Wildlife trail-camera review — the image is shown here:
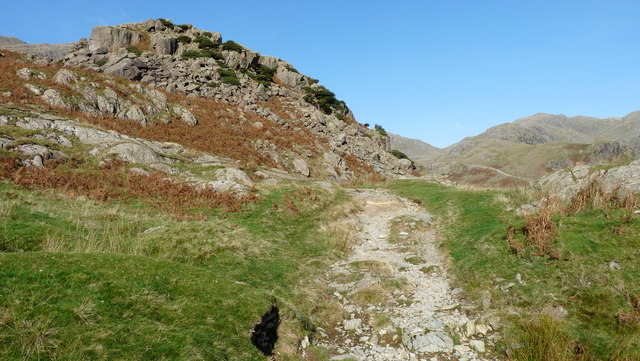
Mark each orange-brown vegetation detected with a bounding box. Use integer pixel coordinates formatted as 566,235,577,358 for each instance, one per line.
0,52,322,169
506,206,559,258
566,179,639,215
0,156,257,219
616,294,640,327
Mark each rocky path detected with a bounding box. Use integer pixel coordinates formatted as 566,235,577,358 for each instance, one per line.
318,189,496,361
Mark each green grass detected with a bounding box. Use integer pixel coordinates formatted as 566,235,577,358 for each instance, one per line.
0,181,350,360
387,180,640,360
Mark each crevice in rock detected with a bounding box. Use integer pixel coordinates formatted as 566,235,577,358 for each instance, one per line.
251,305,280,356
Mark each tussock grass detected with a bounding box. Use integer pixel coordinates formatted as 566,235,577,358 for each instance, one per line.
388,180,640,360
0,156,256,220
0,179,353,360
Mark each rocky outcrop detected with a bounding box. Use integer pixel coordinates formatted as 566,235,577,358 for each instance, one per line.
89,26,141,51
7,19,415,181
537,161,640,200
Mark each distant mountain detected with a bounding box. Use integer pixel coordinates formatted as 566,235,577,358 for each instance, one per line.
388,133,443,162
399,112,640,185
0,36,26,46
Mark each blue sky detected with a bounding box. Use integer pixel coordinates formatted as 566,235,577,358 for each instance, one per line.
2,0,639,148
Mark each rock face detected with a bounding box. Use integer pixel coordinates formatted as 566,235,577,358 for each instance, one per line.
89,26,141,51
0,41,79,61
537,161,640,200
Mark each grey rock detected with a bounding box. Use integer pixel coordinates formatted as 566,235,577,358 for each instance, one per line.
102,142,165,165
53,69,77,85
89,26,141,51
0,137,12,149
41,89,67,108
343,318,362,331
469,340,486,353
16,144,53,158
405,332,454,353
215,168,254,186
275,65,306,88
103,59,141,80
172,105,198,126
2,43,77,61
24,83,43,95
151,34,177,55
123,105,147,125
293,158,310,177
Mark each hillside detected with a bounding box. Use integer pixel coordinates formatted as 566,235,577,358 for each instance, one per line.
1,19,414,185
388,132,443,162
0,18,419,361
398,112,639,186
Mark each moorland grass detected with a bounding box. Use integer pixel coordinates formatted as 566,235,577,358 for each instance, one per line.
0,180,350,360
387,180,640,360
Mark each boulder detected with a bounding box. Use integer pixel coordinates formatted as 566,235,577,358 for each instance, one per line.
275,66,306,88
215,168,254,187
103,59,141,80
173,105,198,126
151,34,177,55
102,142,165,165
293,158,310,177
53,69,77,85
258,55,279,69
41,89,68,108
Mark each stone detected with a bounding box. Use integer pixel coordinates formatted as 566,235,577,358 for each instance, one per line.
293,158,310,177
0,137,12,149
31,155,44,168
215,168,254,187
343,318,361,331
299,335,310,349
16,144,53,158
258,55,279,69
102,142,165,165
465,320,476,337
123,105,148,125
24,83,43,95
143,225,165,233
475,323,490,336
275,65,306,88
330,355,355,361
609,261,621,270
454,345,471,353
173,105,198,126
17,68,35,80
469,340,486,353
89,26,142,51
104,59,141,80
405,332,454,353
41,89,68,108
151,34,177,55
53,69,77,85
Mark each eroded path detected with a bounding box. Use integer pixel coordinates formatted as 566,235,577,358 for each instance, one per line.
318,189,496,361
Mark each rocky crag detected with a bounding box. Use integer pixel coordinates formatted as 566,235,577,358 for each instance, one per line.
1,19,414,188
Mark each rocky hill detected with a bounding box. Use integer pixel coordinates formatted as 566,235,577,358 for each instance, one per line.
0,18,414,190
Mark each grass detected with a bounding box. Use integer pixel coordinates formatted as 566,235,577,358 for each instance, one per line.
387,180,640,360
0,180,352,360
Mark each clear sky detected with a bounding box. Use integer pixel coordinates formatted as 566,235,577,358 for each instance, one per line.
2,0,639,148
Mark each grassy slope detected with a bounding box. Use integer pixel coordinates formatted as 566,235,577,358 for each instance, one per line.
0,181,347,360
387,180,640,360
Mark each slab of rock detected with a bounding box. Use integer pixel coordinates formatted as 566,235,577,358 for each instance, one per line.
293,158,310,177
405,331,454,353
89,26,141,51
104,59,141,80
